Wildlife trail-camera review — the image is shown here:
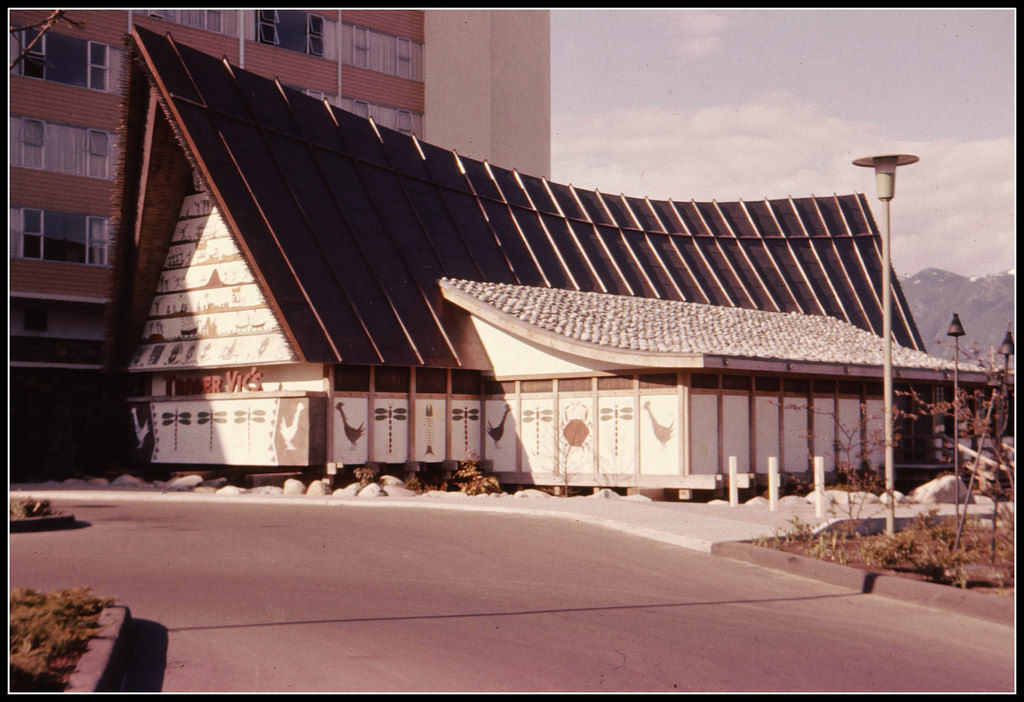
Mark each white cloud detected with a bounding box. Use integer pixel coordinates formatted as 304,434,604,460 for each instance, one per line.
551,94,1014,277
668,10,728,58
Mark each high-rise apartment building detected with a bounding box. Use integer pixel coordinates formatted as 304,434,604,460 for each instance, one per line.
8,9,551,478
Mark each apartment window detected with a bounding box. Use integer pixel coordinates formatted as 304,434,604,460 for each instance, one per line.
11,117,115,179
352,25,369,67
397,37,412,79
148,10,233,35
23,309,49,332
257,10,326,58
88,130,109,178
88,42,108,91
307,14,324,56
342,23,423,81
12,208,110,265
12,28,115,92
21,119,45,168
350,100,370,119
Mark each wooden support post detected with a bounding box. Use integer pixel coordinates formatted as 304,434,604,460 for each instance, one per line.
768,456,779,512
814,455,825,519
728,455,738,507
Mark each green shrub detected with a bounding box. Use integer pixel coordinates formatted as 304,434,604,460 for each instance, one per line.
9,587,113,691
859,530,917,569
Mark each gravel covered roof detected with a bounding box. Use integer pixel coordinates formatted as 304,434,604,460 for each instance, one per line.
442,278,981,373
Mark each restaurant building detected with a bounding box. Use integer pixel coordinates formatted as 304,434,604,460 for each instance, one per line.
109,27,987,495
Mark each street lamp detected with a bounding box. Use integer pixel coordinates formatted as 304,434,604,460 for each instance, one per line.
947,313,965,521
997,329,1014,442
853,153,919,536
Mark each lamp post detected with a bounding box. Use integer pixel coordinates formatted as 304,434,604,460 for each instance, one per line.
853,153,919,536
997,329,1014,443
947,313,965,522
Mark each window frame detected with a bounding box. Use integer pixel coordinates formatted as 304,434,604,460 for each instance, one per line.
307,13,325,57
257,9,279,46
87,40,108,91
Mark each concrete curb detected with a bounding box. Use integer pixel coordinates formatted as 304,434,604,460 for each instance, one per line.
710,541,1014,627
64,604,133,692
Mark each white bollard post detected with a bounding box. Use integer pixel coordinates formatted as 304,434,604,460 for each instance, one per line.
728,456,738,507
768,456,779,512
814,456,826,519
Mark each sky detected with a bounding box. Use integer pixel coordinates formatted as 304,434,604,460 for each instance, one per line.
549,8,1015,279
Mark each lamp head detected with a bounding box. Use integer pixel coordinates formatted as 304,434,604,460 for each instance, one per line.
946,313,966,338
998,330,1014,358
852,154,919,200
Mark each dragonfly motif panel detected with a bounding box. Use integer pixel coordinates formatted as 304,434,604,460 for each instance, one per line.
520,397,555,473
371,399,408,463
149,398,280,465
597,397,635,474
450,400,481,461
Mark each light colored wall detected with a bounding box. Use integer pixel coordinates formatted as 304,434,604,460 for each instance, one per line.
424,9,550,177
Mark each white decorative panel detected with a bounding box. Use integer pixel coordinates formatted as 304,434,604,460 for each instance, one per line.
449,399,481,461
837,397,863,471
152,398,279,465
755,396,780,474
414,398,446,462
812,396,836,472
690,394,718,475
597,396,635,474
371,398,408,463
640,394,678,475
130,191,296,371
865,398,884,471
722,395,749,474
783,396,809,473
558,397,594,475
520,397,555,473
484,399,517,471
333,396,368,464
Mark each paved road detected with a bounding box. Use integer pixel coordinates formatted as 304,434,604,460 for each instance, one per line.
9,499,1014,692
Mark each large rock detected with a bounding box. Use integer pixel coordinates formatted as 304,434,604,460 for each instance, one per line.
165,474,204,490
590,488,621,499
332,483,360,497
382,485,417,498
910,475,969,504
357,483,385,498
112,474,148,487
283,478,307,495
305,479,330,496
216,485,244,495
514,489,552,499
378,475,406,488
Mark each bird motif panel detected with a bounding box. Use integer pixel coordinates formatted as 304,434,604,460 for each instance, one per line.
483,399,517,470
333,397,369,464
639,393,680,475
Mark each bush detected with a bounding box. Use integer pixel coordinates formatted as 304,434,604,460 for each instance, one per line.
10,497,54,520
9,587,113,691
452,459,501,496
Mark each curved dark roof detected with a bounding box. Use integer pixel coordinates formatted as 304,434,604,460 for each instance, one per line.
123,26,924,368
